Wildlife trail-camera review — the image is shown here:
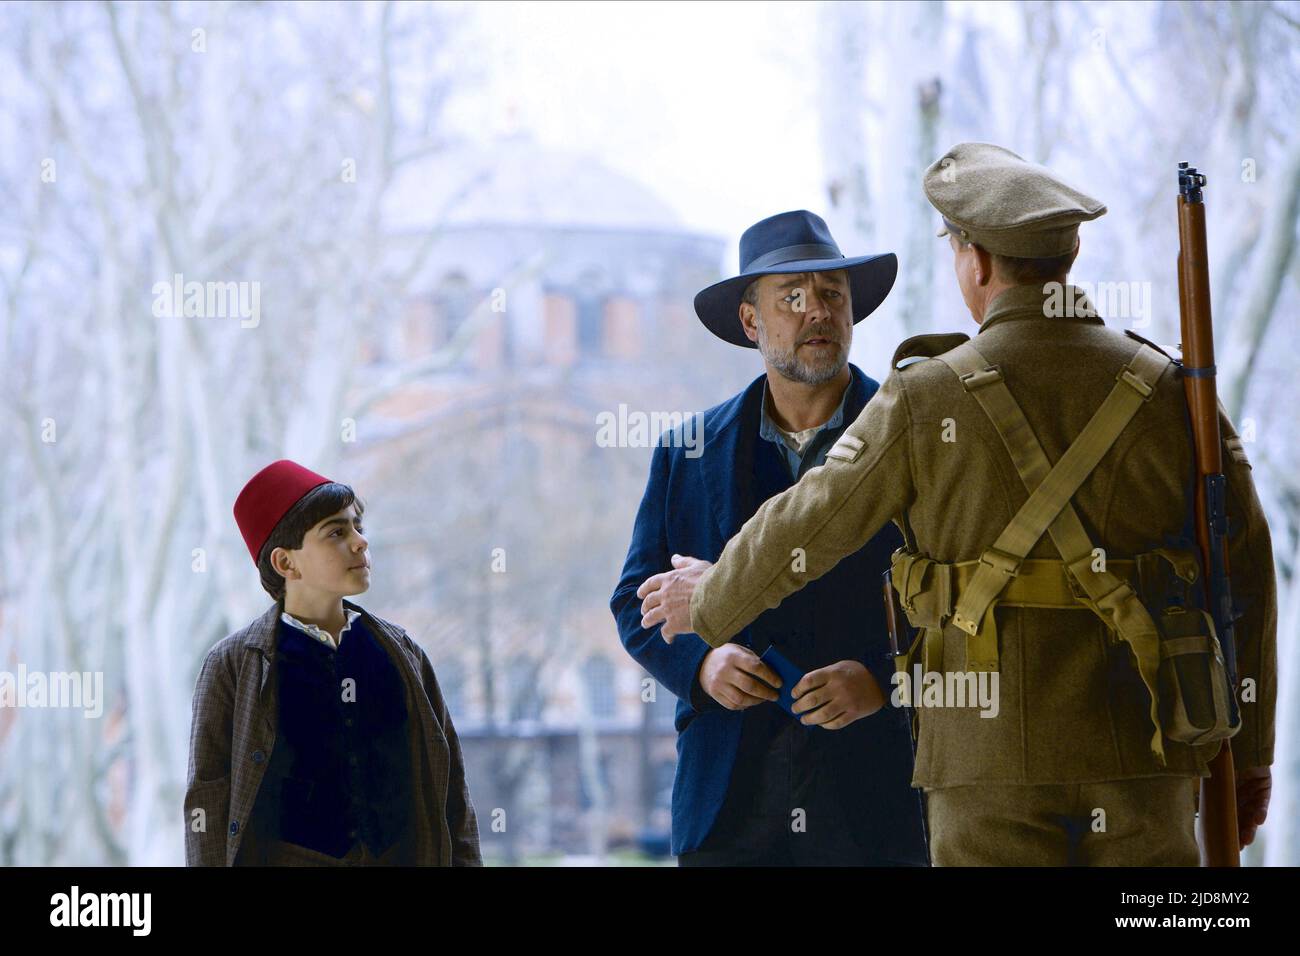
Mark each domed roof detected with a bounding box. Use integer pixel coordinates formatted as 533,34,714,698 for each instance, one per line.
384,132,683,233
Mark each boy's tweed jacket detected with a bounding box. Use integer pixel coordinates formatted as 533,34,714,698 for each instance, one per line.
184,598,482,865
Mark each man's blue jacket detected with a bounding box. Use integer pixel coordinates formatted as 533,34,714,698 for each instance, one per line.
610,364,928,859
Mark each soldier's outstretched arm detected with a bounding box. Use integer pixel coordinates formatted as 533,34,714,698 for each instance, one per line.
688,370,917,649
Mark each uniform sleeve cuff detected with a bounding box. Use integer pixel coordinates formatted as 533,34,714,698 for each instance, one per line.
689,567,727,648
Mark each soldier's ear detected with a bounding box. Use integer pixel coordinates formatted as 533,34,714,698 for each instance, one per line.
972,243,995,286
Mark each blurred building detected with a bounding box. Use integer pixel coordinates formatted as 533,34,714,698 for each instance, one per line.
350,132,732,860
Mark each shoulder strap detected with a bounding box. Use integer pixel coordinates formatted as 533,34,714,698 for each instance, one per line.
1124,328,1180,360
892,331,971,370
935,339,1173,763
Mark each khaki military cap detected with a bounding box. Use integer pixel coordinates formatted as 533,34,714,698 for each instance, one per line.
924,143,1106,258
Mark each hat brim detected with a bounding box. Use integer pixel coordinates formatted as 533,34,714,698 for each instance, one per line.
693,253,898,348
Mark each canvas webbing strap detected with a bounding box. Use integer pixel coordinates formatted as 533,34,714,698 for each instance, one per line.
935,339,1172,762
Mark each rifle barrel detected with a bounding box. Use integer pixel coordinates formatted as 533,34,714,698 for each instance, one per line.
1177,163,1240,868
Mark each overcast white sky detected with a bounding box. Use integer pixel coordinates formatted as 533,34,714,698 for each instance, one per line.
444,0,826,257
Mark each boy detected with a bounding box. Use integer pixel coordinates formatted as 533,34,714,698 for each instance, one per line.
184,459,481,866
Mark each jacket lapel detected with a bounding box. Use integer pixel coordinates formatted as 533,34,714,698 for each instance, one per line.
701,375,764,543
843,363,873,420
246,603,279,708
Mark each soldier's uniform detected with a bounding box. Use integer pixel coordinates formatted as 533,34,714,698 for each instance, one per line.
687,144,1277,866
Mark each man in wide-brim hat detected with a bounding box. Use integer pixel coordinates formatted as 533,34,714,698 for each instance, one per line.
692,207,898,350
639,144,1278,866
611,209,929,865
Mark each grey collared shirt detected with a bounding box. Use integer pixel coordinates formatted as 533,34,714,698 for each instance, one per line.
758,378,851,480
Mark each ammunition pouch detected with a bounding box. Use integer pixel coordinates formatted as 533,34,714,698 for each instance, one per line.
1136,550,1240,746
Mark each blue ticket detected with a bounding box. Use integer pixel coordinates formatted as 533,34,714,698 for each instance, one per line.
758,645,806,717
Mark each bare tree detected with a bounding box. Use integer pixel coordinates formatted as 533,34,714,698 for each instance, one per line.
0,0,497,864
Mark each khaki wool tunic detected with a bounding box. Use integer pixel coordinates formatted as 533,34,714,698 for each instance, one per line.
689,283,1277,790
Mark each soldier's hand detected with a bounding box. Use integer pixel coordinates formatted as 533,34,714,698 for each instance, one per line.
637,554,712,643
698,644,781,710
791,660,884,730
1236,765,1271,849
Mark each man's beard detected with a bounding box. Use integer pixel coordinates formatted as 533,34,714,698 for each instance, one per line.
755,312,849,385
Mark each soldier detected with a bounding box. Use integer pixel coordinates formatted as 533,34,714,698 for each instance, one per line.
638,143,1277,865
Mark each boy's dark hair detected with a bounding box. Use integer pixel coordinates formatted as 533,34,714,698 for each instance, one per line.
256,482,365,600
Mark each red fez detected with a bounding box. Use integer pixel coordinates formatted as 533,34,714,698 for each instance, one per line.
233,459,333,564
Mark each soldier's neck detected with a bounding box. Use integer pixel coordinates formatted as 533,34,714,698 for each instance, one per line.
975,275,1071,324
763,363,851,433
973,275,1021,324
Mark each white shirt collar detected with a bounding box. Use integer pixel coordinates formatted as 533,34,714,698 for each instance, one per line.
280,606,361,650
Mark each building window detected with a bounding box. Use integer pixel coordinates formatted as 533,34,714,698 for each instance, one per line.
576,294,604,355
507,654,543,723
574,268,608,357
578,753,613,811
582,655,616,719
650,684,676,729
433,272,472,363
652,759,674,812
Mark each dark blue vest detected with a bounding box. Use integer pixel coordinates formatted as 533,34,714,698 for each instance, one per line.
251,615,413,858
711,418,926,861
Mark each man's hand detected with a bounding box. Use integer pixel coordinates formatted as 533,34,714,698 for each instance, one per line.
1237,765,1271,849
791,660,884,730
697,644,781,710
637,554,713,643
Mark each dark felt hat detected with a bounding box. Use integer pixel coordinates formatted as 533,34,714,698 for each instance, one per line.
693,210,897,348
